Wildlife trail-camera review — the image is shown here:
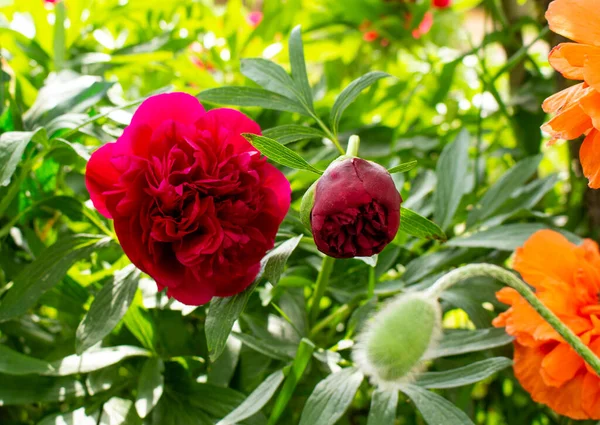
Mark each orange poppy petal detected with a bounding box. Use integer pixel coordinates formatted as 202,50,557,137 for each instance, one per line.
579,90,600,129
546,0,600,47
541,101,593,140
582,373,600,418
514,343,591,419
513,230,580,291
583,52,600,93
540,343,584,387
580,129,600,188
542,83,590,115
548,43,589,80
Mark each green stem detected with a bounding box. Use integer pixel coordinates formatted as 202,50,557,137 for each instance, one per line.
346,135,360,157
309,255,336,325
310,304,351,339
427,264,600,376
311,114,345,155
367,266,376,299
53,0,67,71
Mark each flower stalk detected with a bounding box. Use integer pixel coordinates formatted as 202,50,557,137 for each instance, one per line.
309,255,335,325
427,263,600,377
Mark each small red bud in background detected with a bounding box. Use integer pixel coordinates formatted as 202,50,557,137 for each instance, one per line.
246,11,263,28
433,0,451,8
363,30,379,42
412,12,433,38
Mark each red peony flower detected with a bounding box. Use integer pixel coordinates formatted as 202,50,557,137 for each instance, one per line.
85,93,291,305
309,157,401,258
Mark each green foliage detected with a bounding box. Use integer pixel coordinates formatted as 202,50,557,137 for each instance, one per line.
0,0,593,424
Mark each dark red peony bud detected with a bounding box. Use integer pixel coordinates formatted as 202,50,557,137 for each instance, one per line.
306,157,401,259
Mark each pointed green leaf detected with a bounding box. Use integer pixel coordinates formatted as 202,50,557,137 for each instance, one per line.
264,235,303,286
467,154,542,227
197,87,308,115
135,357,164,418
242,133,323,174
330,71,390,134
76,265,141,354
218,369,285,425
415,357,512,389
434,130,470,231
0,128,46,186
398,384,475,425
263,124,326,145
0,234,112,322
367,390,398,425
46,346,151,376
399,207,447,241
424,329,513,360
288,25,313,111
388,160,417,174
0,345,55,375
0,374,86,405
299,367,364,425
241,58,299,101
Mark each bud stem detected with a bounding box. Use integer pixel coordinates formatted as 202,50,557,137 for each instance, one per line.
427,263,600,377
309,255,336,325
346,135,360,157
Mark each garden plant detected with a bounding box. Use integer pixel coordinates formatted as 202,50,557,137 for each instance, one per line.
1,0,600,424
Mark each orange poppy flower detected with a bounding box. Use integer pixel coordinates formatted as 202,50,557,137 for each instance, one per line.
493,230,600,419
541,0,600,188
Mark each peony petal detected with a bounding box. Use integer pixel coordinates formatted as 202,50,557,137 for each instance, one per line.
548,43,593,80
166,272,215,306
259,162,292,223
198,108,261,154
546,0,600,47
213,262,261,298
582,373,600,418
580,129,600,188
85,142,120,218
540,343,584,387
130,92,205,131
583,52,600,93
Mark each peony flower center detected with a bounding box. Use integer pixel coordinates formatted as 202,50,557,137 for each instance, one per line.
319,200,388,257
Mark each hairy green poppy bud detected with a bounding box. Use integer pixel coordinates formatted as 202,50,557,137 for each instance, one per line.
352,293,442,389
301,157,401,258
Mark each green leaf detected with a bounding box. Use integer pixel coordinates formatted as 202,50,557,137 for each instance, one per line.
123,296,157,352
388,160,417,174
0,374,86,405
367,390,398,425
0,234,112,322
415,357,512,389
0,128,46,186
241,58,298,101
186,383,266,423
268,339,315,425
38,398,136,425
46,346,151,376
288,25,313,111
76,265,141,354
206,282,258,362
23,72,112,128
197,87,309,115
218,369,285,425
399,207,447,241
447,223,582,251
0,345,55,375
231,331,293,361
467,154,542,227
263,235,303,286
135,357,164,418
242,133,323,174
434,130,470,230
299,367,364,425
398,384,475,425
262,124,326,145
424,329,513,360
330,71,390,135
